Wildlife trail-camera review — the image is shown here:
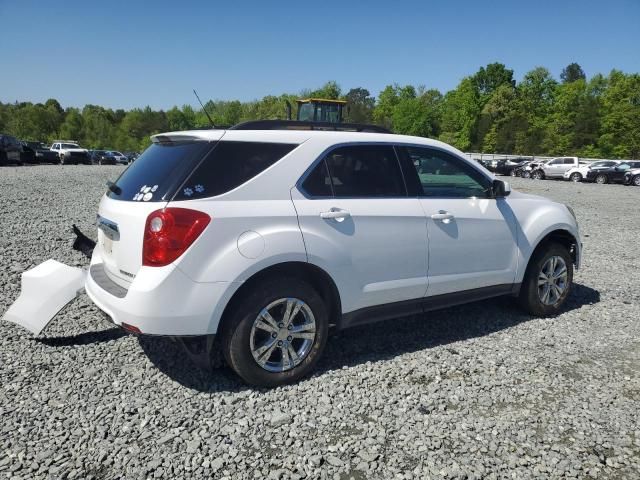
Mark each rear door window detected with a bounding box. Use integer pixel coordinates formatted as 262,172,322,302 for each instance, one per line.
175,141,297,200
107,141,213,202
322,145,406,198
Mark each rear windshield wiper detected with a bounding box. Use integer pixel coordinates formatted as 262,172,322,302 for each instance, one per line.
106,181,122,196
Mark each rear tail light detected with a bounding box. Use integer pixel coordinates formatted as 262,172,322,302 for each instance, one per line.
143,208,211,267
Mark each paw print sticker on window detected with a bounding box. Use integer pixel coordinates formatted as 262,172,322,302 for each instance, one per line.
195,184,205,193
183,187,193,197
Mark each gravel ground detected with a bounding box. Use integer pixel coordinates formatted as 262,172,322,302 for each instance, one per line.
1,165,639,480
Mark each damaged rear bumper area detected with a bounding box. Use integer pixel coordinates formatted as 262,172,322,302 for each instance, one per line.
3,225,231,338
2,225,94,335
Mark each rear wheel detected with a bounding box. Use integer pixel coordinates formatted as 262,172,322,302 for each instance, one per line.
510,169,518,177
519,242,573,317
595,174,608,184
221,278,328,387
633,175,640,187
570,172,582,182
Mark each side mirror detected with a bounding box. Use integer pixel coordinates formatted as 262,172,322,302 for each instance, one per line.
492,179,511,198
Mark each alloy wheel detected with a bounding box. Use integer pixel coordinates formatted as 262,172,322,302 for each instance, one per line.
634,176,640,187
570,173,582,182
537,256,568,306
249,298,317,372
596,174,607,184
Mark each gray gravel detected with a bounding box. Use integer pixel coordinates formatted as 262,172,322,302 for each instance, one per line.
1,165,639,479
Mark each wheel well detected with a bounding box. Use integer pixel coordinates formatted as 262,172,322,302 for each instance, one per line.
530,230,578,266
218,262,341,337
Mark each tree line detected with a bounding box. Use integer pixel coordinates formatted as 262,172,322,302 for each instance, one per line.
1,62,638,158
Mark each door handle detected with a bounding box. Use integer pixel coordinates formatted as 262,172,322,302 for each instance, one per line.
320,208,351,221
431,211,454,223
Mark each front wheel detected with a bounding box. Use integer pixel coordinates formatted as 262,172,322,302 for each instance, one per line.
633,175,640,187
519,243,573,317
522,171,531,178
570,172,582,182
221,278,329,387
532,170,545,180
510,169,518,177
595,174,608,184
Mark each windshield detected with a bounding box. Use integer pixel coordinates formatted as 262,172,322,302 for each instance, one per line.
61,143,80,149
298,103,315,121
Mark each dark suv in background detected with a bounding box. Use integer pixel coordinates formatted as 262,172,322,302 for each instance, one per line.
23,142,59,164
0,134,25,166
90,150,118,165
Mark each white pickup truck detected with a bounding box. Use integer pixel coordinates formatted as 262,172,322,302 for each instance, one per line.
531,157,581,180
50,141,91,165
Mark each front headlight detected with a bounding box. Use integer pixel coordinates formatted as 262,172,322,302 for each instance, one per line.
565,204,577,222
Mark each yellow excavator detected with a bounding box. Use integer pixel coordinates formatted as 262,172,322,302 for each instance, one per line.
286,98,347,123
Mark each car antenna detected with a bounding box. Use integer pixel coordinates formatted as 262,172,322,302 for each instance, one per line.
193,89,215,128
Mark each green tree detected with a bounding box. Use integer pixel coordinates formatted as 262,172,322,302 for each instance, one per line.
59,108,84,142
439,77,481,151
598,70,640,158
344,87,375,123
473,63,515,98
561,63,586,83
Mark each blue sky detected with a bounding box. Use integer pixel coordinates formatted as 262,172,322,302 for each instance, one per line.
1,0,638,110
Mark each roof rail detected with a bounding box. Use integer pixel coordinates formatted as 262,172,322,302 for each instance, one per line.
229,120,391,134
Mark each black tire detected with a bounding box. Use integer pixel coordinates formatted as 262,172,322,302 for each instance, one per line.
532,170,545,180
633,175,640,187
570,172,582,183
595,174,608,184
221,277,329,387
510,169,517,177
518,242,573,317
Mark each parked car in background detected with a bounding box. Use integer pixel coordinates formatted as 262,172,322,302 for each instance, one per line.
23,141,59,164
123,151,139,163
518,160,546,178
530,157,579,180
495,158,530,176
623,168,640,186
90,150,117,165
50,141,91,165
585,161,640,184
108,151,129,165
18,142,37,164
563,160,620,182
0,134,25,165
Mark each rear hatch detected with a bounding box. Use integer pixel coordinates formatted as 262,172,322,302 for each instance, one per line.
96,132,223,287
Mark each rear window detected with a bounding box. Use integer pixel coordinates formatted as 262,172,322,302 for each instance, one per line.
108,141,212,202
174,141,296,200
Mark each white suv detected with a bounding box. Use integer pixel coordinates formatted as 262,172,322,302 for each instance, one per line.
9,123,583,387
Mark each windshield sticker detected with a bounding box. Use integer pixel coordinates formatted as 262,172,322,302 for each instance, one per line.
183,187,194,197
143,192,153,201
132,193,141,201
151,185,158,192
195,184,205,193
